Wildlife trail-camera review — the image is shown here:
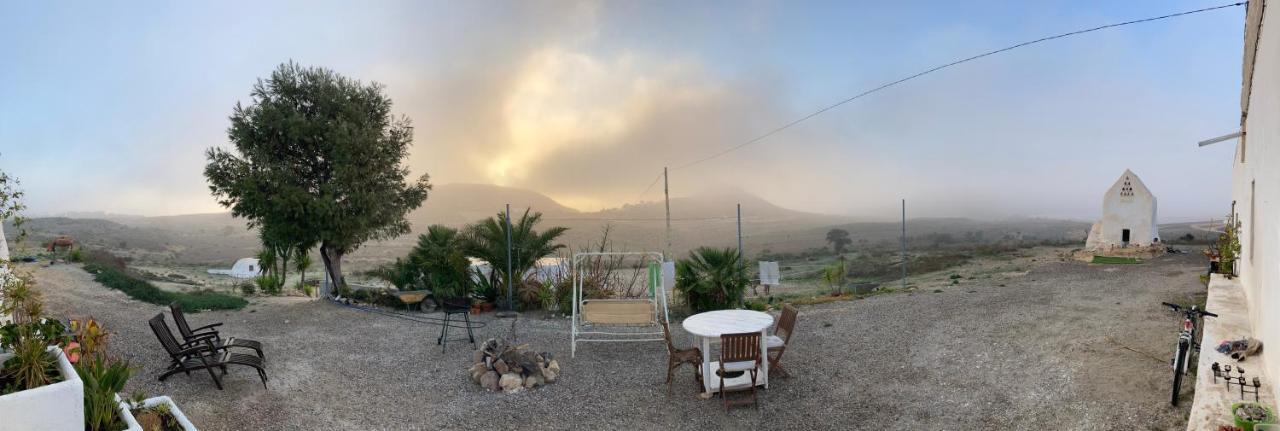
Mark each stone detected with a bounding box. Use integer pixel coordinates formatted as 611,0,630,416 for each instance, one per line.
541,366,558,384
499,373,523,393
468,363,487,382
523,375,538,388
494,359,509,375
473,350,485,364
547,359,560,375
480,371,500,392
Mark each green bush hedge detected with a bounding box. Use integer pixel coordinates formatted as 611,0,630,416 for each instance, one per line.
83,263,247,312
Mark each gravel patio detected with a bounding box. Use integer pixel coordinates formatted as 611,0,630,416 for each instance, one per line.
31,250,1207,430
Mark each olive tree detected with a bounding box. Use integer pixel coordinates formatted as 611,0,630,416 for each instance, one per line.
206,62,430,296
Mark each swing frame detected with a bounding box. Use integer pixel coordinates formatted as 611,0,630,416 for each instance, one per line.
570,251,670,357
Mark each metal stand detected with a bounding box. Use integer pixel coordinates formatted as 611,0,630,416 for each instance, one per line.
438,308,476,353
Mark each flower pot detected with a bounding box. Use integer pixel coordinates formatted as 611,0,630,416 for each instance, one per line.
470,306,482,315
481,302,496,312
118,395,198,431
1233,402,1276,431
0,346,84,431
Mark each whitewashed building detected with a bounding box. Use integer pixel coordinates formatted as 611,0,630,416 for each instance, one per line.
206,257,262,278
1226,0,1279,404
1085,169,1160,250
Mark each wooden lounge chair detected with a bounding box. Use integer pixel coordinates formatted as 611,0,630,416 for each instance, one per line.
148,313,268,390
169,302,264,358
661,320,701,395
719,332,762,411
766,304,797,378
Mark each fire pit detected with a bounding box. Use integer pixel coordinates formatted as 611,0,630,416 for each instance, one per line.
467,338,560,393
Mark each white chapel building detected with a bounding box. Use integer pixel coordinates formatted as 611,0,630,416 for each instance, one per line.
1085,169,1160,250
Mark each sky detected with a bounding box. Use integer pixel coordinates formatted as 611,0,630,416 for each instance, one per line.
0,0,1248,222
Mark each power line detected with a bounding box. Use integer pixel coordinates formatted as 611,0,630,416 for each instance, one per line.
662,1,1246,172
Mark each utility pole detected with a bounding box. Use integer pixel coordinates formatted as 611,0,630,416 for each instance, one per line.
664,167,671,261
504,203,514,314
901,199,907,290
736,203,743,266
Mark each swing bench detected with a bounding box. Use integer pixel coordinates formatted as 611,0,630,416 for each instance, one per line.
570,252,670,357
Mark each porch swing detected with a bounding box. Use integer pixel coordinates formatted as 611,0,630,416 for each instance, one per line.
570,252,671,357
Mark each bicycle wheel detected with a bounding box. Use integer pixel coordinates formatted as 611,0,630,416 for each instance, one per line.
1171,338,1189,406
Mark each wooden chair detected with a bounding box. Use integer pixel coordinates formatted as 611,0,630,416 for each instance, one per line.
661,320,701,395
719,332,762,411
766,304,797,378
149,313,268,390
169,303,264,358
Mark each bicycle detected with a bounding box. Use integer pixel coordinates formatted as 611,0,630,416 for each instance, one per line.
1162,301,1217,406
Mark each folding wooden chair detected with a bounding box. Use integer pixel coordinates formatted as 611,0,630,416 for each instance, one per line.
719,332,762,411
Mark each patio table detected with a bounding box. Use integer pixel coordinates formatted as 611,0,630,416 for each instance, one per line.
682,309,773,395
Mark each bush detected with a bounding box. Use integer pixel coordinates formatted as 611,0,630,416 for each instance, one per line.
84,263,246,312
744,299,768,311
237,281,256,296
675,247,749,313
254,275,283,295
67,247,84,263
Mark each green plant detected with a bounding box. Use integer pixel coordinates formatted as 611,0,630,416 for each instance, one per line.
368,258,418,291
462,209,567,302
675,247,749,313
744,299,768,311
67,247,84,263
537,281,556,311
238,280,256,296
84,263,247,311
1232,402,1275,431
1,335,59,395
72,319,132,431
822,261,847,295
1218,217,1243,276
205,62,431,295
406,225,475,299
1091,256,1141,264
254,274,283,295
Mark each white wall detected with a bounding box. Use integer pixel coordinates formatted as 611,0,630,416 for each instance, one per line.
1234,0,1279,403
1086,171,1160,249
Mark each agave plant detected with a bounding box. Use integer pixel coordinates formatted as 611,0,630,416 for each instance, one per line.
675,247,749,313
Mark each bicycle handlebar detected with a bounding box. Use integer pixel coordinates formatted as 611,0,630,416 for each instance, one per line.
1161,302,1216,318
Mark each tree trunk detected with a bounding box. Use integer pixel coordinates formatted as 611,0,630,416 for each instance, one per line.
320,245,346,298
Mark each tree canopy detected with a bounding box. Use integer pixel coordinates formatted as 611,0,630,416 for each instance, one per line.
463,209,567,306
826,228,853,254
205,62,430,295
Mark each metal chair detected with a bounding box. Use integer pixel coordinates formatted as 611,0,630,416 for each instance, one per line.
719,332,762,411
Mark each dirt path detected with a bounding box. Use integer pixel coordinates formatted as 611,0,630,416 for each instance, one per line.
23,248,1207,430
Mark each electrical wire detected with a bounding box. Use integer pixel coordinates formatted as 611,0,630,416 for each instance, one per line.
659,1,1246,172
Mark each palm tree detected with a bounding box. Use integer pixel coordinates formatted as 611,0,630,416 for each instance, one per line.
463,209,568,305
295,248,312,293
675,247,749,312
408,225,474,300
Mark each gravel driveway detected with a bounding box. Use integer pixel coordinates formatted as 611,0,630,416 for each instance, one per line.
29,250,1206,430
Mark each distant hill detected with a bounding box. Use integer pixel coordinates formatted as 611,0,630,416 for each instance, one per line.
6,184,1102,270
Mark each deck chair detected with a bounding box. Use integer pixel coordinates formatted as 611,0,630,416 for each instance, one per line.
570,252,671,357
719,332,762,411
169,303,264,358
766,304,797,378
148,313,268,390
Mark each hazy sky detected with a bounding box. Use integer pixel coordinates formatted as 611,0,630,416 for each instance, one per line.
0,0,1246,221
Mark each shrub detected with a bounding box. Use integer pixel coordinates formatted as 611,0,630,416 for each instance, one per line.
744,299,768,311
675,247,749,313
84,263,246,312
237,281,256,296
67,247,84,263
254,274,283,295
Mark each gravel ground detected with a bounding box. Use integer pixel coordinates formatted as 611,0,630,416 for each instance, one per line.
26,249,1206,430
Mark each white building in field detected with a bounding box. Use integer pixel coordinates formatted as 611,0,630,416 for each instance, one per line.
1085,170,1160,250
207,257,262,278
0,221,8,262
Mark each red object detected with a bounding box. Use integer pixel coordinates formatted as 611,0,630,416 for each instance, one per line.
481,303,496,312
64,341,81,364
470,306,482,315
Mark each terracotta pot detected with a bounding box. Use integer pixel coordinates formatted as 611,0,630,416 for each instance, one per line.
470,306,482,315
481,302,496,312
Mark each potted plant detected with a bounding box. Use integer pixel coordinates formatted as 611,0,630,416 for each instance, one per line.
1233,402,1276,431
71,318,135,431
120,392,198,431
0,273,82,431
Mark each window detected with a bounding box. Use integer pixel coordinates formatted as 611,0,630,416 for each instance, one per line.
1120,177,1134,197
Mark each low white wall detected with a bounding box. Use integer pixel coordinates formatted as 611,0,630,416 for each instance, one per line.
0,347,84,431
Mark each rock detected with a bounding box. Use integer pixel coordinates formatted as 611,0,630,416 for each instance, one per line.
547,359,560,375
468,363,487,382
473,350,485,364
542,366,558,384
524,375,538,388
494,359,509,375
480,371,500,392
499,373,523,393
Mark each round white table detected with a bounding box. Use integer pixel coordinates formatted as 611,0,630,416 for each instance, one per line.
682,309,774,394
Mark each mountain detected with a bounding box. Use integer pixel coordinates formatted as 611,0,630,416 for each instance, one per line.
409,183,579,227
